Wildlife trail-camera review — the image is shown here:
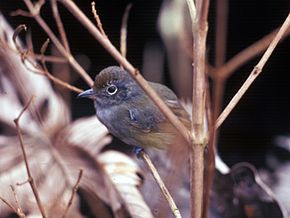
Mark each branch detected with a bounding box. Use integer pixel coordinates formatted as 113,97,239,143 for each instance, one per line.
12,25,83,94
91,1,107,37
10,185,25,217
61,169,83,218
0,195,25,218
186,0,209,217
51,0,71,52
216,13,290,128
23,0,93,87
39,38,83,93
120,3,132,59
213,25,290,80
139,151,182,218
204,0,228,217
59,0,192,144
14,96,47,218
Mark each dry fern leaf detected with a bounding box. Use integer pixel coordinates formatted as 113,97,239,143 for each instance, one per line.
0,12,114,217
98,151,154,218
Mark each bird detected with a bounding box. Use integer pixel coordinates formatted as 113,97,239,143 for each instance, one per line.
78,66,191,153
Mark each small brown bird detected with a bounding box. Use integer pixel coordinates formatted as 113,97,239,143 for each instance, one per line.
78,66,191,153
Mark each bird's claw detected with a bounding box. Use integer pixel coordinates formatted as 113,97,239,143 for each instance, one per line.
133,146,144,158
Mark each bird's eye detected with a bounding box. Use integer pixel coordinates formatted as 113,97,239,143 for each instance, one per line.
106,84,118,95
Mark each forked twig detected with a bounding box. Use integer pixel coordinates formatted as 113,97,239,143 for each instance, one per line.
13,96,47,218
61,169,83,218
216,13,290,128
0,195,25,217
139,151,182,218
10,185,25,217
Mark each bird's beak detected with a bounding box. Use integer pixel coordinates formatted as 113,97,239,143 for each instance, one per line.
77,88,95,99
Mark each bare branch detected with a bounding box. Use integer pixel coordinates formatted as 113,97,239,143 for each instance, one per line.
51,0,71,52
13,24,27,56
216,13,290,128
34,54,68,63
10,185,25,217
204,0,228,217
214,0,228,67
186,0,209,217
120,3,132,59
14,96,47,218
23,0,94,86
0,195,25,218
10,9,32,17
39,39,83,93
61,169,83,218
139,151,182,218
91,2,107,37
212,25,290,80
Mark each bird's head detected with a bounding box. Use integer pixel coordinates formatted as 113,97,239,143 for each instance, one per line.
78,66,138,107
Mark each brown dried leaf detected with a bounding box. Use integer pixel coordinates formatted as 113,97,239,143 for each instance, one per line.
98,151,154,218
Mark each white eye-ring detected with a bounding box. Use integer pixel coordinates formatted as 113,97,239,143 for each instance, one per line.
106,84,118,95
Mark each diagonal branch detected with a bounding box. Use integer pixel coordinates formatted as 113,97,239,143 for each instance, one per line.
213,25,290,80
140,151,182,218
61,169,83,218
216,13,290,128
51,0,71,53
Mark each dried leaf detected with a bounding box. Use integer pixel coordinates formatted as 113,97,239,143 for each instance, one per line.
98,151,154,218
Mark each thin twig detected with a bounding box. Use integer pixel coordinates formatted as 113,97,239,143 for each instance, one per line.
10,23,77,193
216,13,290,128
12,24,27,55
34,54,68,63
120,3,132,60
23,0,93,87
212,25,290,80
51,0,71,52
61,169,83,218
203,0,228,217
10,185,25,217
215,0,228,67
13,96,47,218
13,25,83,93
59,0,192,145
10,9,33,17
0,195,25,218
139,151,182,218
12,27,82,94
39,38,83,94
91,2,107,37
26,27,35,55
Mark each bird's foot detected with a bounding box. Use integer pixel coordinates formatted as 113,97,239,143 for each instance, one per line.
133,146,144,158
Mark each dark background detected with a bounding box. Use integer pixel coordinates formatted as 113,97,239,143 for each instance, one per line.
1,0,290,168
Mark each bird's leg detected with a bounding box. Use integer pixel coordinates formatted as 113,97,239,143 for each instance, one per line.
133,146,144,158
